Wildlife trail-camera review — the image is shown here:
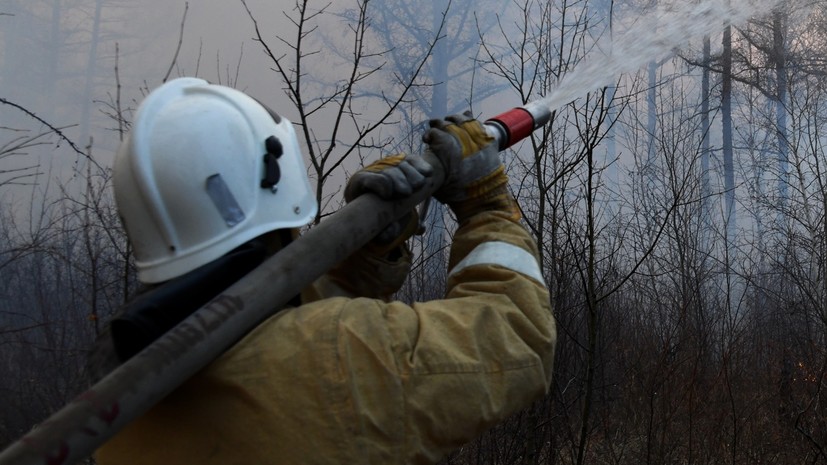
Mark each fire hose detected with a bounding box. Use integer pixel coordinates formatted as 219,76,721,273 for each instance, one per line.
0,104,552,465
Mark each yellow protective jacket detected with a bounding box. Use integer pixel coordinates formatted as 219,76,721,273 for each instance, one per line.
96,209,556,465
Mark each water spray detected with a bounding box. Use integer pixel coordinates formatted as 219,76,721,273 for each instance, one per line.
484,0,786,150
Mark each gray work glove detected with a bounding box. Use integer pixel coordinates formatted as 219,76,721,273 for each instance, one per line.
344,153,433,251
422,111,520,223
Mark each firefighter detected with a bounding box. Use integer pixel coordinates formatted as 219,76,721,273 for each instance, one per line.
95,77,556,465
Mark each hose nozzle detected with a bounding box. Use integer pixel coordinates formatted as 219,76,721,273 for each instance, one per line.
484,101,552,151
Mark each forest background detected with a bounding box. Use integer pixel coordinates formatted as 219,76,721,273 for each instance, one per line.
1,0,826,464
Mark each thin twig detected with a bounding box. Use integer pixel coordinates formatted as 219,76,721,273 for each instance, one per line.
0,97,96,167
234,42,245,87
115,42,125,141
163,2,189,82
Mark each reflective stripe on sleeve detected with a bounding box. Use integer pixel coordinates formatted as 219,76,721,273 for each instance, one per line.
448,241,546,285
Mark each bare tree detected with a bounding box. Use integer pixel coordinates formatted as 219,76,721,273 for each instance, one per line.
357,0,512,302
241,0,445,223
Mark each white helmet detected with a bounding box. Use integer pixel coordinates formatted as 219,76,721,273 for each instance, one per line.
114,77,317,284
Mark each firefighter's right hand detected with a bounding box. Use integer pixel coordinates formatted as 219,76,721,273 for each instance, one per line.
344,153,433,202
345,153,432,254
423,111,520,223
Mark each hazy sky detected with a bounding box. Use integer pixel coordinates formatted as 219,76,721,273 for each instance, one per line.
0,1,313,220
1,0,745,217
142,1,287,96
1,0,527,222
118,1,306,127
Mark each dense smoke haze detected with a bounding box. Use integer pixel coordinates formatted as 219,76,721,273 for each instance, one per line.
2,0,827,463
1,2,288,198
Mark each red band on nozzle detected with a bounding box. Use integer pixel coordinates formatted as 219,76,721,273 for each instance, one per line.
485,108,535,149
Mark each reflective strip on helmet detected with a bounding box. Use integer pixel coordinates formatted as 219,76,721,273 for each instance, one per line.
206,174,246,227
448,241,545,285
